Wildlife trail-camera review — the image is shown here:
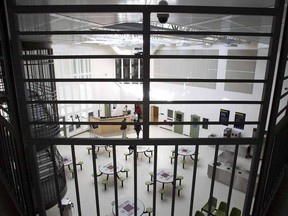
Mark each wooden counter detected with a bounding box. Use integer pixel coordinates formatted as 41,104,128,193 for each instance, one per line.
89,116,132,135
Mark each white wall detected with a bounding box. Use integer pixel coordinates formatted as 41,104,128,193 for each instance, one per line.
52,43,268,138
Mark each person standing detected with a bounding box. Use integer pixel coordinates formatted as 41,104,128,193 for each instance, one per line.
120,118,127,139
135,105,142,120
134,119,142,138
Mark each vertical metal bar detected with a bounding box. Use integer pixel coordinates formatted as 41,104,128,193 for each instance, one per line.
71,145,82,216
112,144,119,216
4,1,47,214
189,144,199,216
245,0,285,214
171,144,179,216
50,145,64,216
91,145,101,216
142,5,150,141
253,1,288,215
152,144,158,215
225,145,239,216
133,143,137,216
208,145,219,216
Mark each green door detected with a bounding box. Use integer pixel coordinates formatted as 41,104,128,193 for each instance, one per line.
104,104,111,117
174,111,184,134
190,115,200,138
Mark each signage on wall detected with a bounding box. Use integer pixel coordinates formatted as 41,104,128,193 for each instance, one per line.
202,118,209,129
234,112,246,130
219,109,230,126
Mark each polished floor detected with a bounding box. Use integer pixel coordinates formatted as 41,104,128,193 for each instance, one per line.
1,126,287,216
46,126,249,216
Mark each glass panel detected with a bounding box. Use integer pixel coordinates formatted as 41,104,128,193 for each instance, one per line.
18,13,143,32
151,13,273,33
150,82,264,100
151,36,270,55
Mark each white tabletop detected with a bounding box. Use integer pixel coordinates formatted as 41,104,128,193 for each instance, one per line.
156,168,174,183
95,145,107,148
63,156,72,166
113,197,145,216
99,162,123,175
178,147,194,156
136,146,149,153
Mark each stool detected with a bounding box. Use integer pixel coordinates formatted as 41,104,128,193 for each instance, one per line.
87,147,92,154
145,181,153,192
147,155,153,163
159,189,165,200
122,168,130,177
146,207,153,216
111,200,115,206
70,169,74,178
181,160,187,169
76,161,83,170
119,176,126,187
176,185,183,196
102,179,109,190
176,176,184,185
124,153,130,161
149,171,154,181
169,155,175,164
106,148,112,157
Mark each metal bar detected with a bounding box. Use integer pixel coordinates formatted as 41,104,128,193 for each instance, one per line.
112,145,119,216
18,30,271,37
152,145,158,215
225,145,239,216
29,137,259,146
50,145,64,216
207,145,219,216
189,144,199,216
71,145,82,216
253,0,288,213
91,145,101,216
13,5,277,16
244,0,286,214
25,100,264,104
21,54,269,60
133,143,137,216
171,144,179,216
23,78,267,83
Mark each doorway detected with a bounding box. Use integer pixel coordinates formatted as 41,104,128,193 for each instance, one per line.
174,111,184,134
190,115,200,138
151,106,159,122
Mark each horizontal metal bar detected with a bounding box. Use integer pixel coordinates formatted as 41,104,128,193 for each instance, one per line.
29,137,260,146
151,55,269,60
23,78,267,83
14,5,277,16
18,30,272,37
280,91,288,99
28,120,260,125
21,54,269,60
26,100,263,104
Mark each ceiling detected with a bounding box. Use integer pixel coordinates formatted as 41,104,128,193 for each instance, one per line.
15,0,285,47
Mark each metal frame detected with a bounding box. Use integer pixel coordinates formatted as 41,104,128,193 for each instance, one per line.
0,1,287,216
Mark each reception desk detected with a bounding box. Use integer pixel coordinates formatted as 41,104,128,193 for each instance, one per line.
207,151,251,193
89,116,132,135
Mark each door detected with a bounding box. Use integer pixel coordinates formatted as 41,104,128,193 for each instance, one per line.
104,104,111,117
151,106,159,122
174,111,184,134
190,115,200,138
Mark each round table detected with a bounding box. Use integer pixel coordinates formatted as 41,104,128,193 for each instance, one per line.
112,197,145,216
178,147,194,156
156,168,174,185
63,156,72,166
99,162,123,175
